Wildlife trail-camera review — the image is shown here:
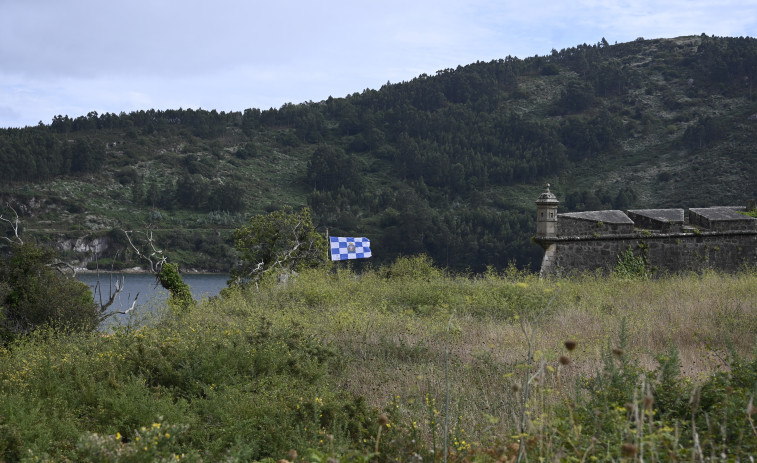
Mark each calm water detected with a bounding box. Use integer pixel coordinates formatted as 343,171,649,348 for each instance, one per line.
77,272,229,325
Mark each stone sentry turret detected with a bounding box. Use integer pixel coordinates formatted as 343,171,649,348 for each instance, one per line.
535,183,559,238
532,184,757,276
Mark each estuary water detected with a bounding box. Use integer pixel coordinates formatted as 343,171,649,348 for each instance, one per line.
77,272,229,326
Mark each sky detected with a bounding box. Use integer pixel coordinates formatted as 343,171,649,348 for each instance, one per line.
1,0,756,128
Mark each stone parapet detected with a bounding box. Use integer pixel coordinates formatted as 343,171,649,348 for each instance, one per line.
627,209,684,232
534,229,757,244
689,207,757,231
532,186,757,275
536,231,757,276
557,210,634,236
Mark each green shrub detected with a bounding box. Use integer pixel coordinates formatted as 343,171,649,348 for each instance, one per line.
614,246,649,279
157,262,194,311
0,242,100,341
377,255,442,281
114,167,139,185
29,419,205,462
0,308,374,461
230,207,326,285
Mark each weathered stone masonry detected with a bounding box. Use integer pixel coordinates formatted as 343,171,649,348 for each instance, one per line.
532,185,757,276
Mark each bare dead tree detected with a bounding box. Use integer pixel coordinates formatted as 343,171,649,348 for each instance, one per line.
93,276,141,322
1,203,75,276
124,229,167,273
0,203,23,245
96,273,123,309
89,249,143,321
92,250,122,309
1,203,79,279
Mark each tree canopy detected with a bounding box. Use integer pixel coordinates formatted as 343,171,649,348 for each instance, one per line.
230,207,327,285
0,242,100,341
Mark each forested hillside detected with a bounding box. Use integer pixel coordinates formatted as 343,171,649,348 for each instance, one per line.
1,34,756,272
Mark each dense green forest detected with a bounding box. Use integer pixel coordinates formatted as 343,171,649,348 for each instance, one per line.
1,34,756,272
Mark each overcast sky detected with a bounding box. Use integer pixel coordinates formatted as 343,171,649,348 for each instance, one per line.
1,0,756,128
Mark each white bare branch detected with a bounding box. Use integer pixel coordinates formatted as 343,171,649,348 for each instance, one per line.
124,230,166,274
96,274,124,312
117,292,140,315
0,203,23,244
50,260,78,278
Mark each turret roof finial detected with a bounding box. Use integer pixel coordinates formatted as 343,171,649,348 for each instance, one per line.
536,182,559,205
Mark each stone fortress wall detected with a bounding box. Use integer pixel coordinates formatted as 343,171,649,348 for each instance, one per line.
532,186,757,276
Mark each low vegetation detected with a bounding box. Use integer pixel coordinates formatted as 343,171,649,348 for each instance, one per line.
1,256,756,461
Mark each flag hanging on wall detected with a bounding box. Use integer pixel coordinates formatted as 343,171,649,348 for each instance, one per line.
330,236,371,261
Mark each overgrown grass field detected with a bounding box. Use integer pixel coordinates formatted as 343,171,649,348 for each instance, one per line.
2,257,757,461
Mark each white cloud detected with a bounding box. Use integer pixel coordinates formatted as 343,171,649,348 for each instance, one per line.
1,0,756,127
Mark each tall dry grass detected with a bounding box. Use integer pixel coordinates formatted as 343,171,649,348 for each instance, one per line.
3,256,755,461
201,259,757,455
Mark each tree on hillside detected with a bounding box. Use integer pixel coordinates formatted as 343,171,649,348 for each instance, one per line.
556,81,596,114
175,172,209,209
307,145,363,192
207,182,246,213
230,207,327,286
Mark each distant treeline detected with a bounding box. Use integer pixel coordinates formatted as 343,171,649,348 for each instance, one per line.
0,130,106,182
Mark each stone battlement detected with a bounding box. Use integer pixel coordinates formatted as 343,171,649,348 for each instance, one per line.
532,186,757,276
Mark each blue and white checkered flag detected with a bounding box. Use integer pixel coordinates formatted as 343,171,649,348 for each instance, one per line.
330,237,371,261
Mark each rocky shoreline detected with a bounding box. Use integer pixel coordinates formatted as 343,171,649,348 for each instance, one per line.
74,267,224,275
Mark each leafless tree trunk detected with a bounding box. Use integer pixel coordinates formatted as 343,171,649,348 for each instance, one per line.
0,203,22,245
